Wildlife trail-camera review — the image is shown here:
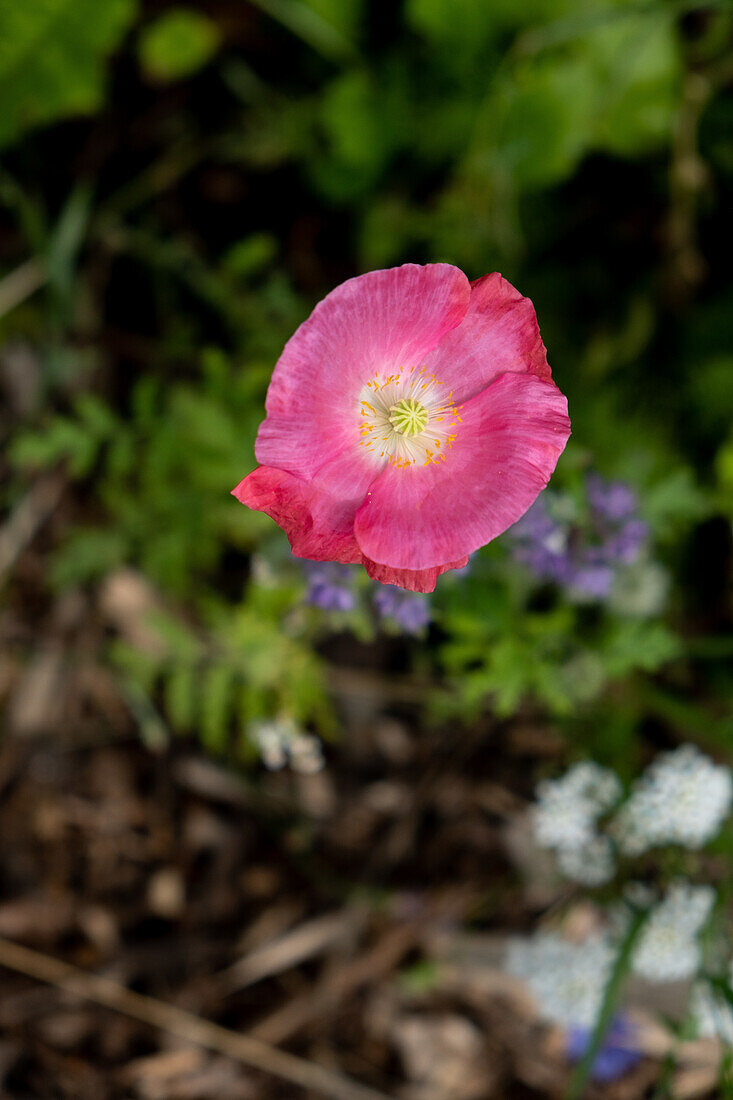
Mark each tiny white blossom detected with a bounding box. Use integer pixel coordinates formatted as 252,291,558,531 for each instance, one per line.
612,745,732,856
505,932,616,1029
556,836,617,886
252,722,289,770
689,965,733,1044
632,882,715,982
533,761,622,851
608,559,669,618
249,718,324,773
288,732,325,774
250,553,281,588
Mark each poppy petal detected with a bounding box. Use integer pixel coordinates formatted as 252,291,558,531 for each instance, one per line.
233,462,365,563
353,372,570,571
424,272,552,405
363,556,470,593
255,263,471,479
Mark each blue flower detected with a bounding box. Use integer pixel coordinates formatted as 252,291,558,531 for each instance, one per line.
374,585,430,634
508,473,648,602
566,1015,642,1082
303,562,356,611
585,474,637,522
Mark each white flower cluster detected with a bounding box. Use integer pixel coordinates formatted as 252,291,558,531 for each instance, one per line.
249,717,325,774
632,882,715,982
534,761,622,849
555,836,617,887
530,747,732,886
532,761,621,885
689,964,733,1044
505,932,616,1029
515,753,728,1031
612,745,732,856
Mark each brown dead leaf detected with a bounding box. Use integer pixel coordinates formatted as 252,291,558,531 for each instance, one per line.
393,1013,498,1100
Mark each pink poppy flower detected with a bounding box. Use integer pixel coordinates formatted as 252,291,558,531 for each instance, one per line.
233,264,570,593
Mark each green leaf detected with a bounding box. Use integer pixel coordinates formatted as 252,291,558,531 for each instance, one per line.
138,9,220,83
9,416,99,476
312,69,395,200
582,9,681,156
51,527,127,588
298,0,363,40
603,620,682,678
144,611,203,664
644,467,710,538
222,234,277,279
406,0,503,65
246,0,357,62
0,0,138,150
480,57,593,187
456,4,681,195
164,665,197,732
398,959,442,995
199,663,234,754
406,0,569,62
45,183,94,313
717,430,733,505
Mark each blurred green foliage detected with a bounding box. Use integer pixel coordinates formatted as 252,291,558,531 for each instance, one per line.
1,0,731,766
0,0,138,150
138,9,221,83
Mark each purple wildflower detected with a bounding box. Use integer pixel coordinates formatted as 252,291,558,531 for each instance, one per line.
511,498,573,586
586,474,637,521
606,519,649,565
586,474,648,566
374,585,430,634
566,1015,642,1082
509,474,648,602
303,562,356,611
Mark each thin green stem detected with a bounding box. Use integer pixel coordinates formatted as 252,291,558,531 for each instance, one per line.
650,1048,678,1100
564,907,648,1100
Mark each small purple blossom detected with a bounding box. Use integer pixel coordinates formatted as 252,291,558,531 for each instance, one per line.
570,560,616,600
511,501,574,587
606,519,648,565
566,1015,642,1082
509,473,648,602
374,585,431,634
303,562,356,611
586,474,637,522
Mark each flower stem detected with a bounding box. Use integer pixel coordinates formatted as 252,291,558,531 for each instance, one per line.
564,906,648,1100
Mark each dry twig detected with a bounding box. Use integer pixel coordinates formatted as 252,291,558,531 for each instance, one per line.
0,259,45,319
219,909,365,993
0,936,395,1100
0,472,66,583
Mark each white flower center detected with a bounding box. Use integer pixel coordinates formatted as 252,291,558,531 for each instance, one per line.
358,366,462,469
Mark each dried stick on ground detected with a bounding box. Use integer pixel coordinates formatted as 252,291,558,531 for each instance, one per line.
0,472,66,582
0,260,45,319
219,909,365,993
0,936,395,1100
250,920,421,1047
